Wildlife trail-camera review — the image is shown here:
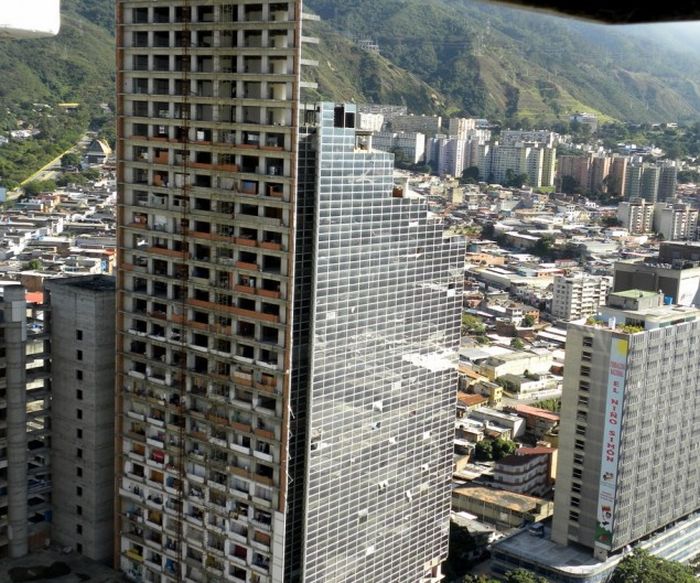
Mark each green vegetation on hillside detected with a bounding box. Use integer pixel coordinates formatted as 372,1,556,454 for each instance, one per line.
0,1,114,186
302,21,448,114
306,0,700,124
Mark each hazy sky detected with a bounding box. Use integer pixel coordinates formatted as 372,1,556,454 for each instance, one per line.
0,1,61,37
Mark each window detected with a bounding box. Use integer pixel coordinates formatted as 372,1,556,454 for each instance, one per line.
76,409,83,420
76,505,82,516
76,524,82,535
76,350,83,361
76,467,83,478
569,510,580,522
76,330,83,341
76,543,83,554
76,389,83,401
76,428,83,439
572,467,583,479
76,370,83,381
76,448,83,459
76,486,83,497
575,439,585,451
571,496,581,507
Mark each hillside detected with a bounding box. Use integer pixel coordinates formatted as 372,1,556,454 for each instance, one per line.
1,0,700,183
0,0,115,186
302,22,449,114
305,0,700,124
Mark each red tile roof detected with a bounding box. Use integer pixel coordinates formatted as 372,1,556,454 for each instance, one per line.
512,404,560,422
457,393,488,407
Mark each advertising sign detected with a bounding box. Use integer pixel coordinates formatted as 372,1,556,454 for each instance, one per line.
594,337,628,550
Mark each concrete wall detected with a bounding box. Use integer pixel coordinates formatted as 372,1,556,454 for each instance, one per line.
46,277,115,562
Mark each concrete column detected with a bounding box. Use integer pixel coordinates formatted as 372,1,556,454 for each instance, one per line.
4,285,28,558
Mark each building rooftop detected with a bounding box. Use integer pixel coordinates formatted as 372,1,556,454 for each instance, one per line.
511,404,560,422
494,524,610,576
458,393,488,408
610,289,659,299
45,275,116,292
496,454,537,468
453,486,548,514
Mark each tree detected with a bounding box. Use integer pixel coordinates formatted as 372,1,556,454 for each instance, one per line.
474,440,493,461
481,222,496,240
602,216,623,228
503,570,549,583
27,259,43,271
522,314,536,327
460,166,480,184
532,236,555,259
462,314,486,335
60,152,81,168
23,179,56,195
492,438,518,461
610,549,695,583
510,338,525,350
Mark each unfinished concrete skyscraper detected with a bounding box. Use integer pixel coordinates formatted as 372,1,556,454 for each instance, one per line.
116,2,462,582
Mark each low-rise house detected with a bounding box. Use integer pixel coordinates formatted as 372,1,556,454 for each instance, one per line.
507,404,560,438
468,407,525,439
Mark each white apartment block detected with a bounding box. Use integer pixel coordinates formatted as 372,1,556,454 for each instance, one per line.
448,117,477,140
551,274,611,321
372,131,426,164
616,199,653,234
391,114,442,135
653,202,698,241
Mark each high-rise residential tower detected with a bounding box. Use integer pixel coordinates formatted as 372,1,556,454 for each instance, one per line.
116,3,462,582
552,291,700,560
46,276,116,562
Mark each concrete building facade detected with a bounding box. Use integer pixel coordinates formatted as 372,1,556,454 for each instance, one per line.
652,201,698,241
614,242,700,306
0,285,51,558
45,276,116,562
116,2,461,581
551,274,611,321
373,131,426,164
552,291,700,560
616,198,653,234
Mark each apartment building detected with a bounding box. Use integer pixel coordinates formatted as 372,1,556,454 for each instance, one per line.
551,274,611,321
657,162,678,202
45,276,116,562
616,198,653,234
391,114,442,135
653,201,698,241
429,136,466,177
552,291,700,560
558,153,592,193
493,448,554,497
373,131,426,164
116,2,461,582
448,117,477,140
0,284,51,558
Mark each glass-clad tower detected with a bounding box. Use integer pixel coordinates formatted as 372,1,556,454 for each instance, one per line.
294,103,463,582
